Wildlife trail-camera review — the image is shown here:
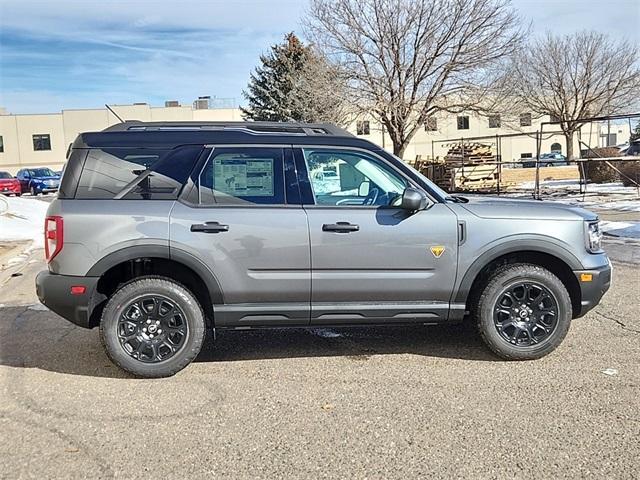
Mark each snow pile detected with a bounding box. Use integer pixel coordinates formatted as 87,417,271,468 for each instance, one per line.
515,180,640,212
0,195,49,247
600,221,640,239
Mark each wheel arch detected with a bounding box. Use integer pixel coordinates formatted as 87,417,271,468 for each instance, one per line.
86,246,223,327
456,242,582,319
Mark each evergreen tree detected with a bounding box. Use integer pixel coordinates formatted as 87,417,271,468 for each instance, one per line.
242,33,309,122
242,33,349,124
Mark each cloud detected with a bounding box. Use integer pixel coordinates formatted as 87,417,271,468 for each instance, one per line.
0,0,309,113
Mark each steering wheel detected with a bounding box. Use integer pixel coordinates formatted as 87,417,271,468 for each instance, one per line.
363,187,380,206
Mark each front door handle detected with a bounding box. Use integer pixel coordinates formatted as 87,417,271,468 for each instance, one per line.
190,222,229,233
322,222,359,233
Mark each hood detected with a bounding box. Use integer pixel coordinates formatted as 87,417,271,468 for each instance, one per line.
459,196,597,221
34,175,60,181
0,177,19,183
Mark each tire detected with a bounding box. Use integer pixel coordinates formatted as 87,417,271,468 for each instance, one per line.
30,186,37,196
473,263,571,360
99,276,206,377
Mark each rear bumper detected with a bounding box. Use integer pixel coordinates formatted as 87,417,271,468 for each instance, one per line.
35,271,100,328
573,261,612,318
0,184,21,194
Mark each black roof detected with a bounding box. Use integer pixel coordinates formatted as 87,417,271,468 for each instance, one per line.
73,121,378,149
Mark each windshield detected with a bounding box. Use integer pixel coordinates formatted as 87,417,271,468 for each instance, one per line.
30,168,56,177
0,172,12,179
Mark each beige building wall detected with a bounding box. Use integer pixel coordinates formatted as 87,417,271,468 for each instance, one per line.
0,102,632,175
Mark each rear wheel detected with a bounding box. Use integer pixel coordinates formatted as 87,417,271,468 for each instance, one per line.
100,277,206,377
474,263,571,360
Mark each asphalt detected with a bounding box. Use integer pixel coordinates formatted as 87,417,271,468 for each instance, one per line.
0,241,638,479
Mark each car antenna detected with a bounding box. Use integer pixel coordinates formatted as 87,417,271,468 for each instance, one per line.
105,104,125,123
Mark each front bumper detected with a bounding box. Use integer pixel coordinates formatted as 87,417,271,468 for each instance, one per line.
573,261,612,318
35,271,100,328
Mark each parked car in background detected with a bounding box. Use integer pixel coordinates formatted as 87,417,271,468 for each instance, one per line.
16,167,61,196
0,171,21,196
521,153,568,168
622,140,640,156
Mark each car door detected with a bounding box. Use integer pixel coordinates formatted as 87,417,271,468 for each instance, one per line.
16,170,29,192
296,146,459,325
170,146,310,327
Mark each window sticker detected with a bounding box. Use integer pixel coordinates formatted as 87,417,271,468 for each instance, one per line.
213,158,274,196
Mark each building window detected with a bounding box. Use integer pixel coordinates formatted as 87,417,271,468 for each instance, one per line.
488,115,501,129
550,142,562,153
33,134,51,151
425,117,437,131
520,113,532,127
0,135,4,153
457,116,470,130
520,153,533,158
356,121,370,136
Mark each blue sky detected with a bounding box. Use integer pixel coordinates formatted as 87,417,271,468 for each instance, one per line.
0,0,638,114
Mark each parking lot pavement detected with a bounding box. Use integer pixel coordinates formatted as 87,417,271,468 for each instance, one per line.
0,247,638,479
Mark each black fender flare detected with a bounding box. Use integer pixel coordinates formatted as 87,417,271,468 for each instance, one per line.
85,245,224,305
453,237,583,304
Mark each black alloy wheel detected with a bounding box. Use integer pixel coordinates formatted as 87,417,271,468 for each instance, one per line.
117,295,188,363
493,281,559,347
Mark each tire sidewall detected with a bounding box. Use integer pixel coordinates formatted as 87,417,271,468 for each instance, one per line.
100,278,205,377
478,267,571,359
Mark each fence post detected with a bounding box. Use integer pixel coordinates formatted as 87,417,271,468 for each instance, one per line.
535,130,541,199
496,133,501,196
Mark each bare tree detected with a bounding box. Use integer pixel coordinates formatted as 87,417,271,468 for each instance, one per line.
509,31,640,159
305,0,524,158
292,48,352,126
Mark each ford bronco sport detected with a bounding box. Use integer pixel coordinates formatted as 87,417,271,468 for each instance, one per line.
36,121,611,377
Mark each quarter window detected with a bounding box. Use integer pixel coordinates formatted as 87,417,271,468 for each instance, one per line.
303,148,407,207
457,116,470,130
76,146,201,199
197,147,285,205
0,135,4,153
33,134,51,151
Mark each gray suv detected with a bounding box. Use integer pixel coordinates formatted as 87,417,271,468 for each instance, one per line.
36,122,611,377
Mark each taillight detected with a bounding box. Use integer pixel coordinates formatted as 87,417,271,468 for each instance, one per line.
44,216,63,262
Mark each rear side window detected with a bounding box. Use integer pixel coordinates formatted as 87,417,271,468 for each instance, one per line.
75,146,202,199
196,147,285,205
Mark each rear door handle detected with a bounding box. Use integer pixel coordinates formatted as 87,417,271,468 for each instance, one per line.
322,222,359,233
190,222,229,233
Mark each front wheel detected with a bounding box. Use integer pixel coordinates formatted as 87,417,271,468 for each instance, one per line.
100,277,206,377
474,263,572,360
30,186,38,196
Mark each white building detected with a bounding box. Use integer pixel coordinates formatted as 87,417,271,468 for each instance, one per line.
0,100,631,174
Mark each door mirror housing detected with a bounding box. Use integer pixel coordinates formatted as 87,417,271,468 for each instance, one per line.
400,187,428,211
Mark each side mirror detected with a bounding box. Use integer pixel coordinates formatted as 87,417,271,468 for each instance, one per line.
400,187,428,211
358,181,370,197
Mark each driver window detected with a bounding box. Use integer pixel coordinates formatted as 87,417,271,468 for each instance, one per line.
303,149,407,207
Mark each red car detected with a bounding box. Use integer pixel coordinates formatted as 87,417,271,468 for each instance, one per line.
0,171,21,196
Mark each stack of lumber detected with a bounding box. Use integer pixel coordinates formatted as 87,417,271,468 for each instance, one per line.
444,143,499,190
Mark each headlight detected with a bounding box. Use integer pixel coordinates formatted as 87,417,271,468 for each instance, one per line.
585,221,602,253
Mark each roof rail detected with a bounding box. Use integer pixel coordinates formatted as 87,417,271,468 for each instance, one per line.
102,121,353,137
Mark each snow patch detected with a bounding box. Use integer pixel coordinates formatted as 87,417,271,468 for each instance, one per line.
600,221,640,239
28,303,49,311
312,329,343,338
0,195,49,247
